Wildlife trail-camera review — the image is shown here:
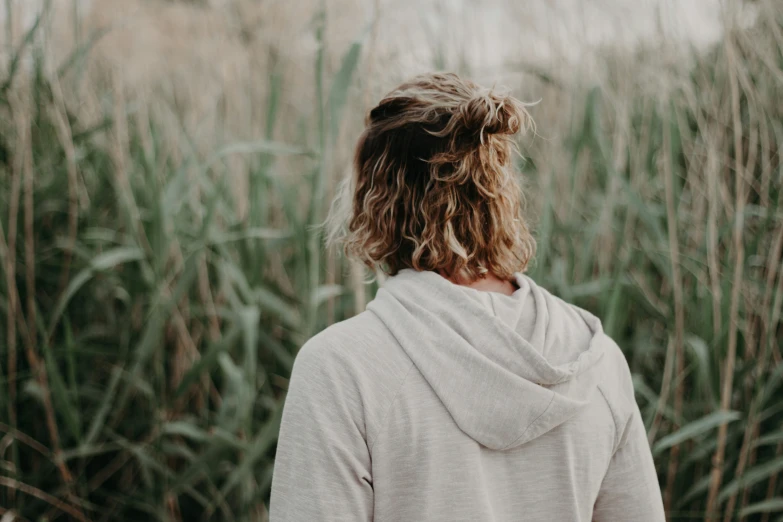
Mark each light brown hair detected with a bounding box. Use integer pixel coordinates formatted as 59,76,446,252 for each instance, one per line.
327,72,536,282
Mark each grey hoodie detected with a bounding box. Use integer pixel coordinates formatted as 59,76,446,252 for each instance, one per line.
270,269,666,521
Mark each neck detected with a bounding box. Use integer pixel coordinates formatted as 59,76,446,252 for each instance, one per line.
441,270,517,296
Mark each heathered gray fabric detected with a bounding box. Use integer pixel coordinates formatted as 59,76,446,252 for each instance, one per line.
270,268,666,521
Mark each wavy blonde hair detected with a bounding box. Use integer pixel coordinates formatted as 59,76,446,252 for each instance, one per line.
327,72,536,282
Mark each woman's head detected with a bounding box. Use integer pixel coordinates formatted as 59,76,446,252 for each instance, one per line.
328,72,536,282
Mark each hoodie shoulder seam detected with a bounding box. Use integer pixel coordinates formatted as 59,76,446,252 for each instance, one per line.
596,383,620,453
368,360,417,454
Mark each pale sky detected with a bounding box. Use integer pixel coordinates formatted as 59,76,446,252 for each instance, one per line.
369,0,754,75
0,0,757,97
3,0,746,55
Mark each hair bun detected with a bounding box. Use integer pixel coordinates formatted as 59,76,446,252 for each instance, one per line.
460,90,527,138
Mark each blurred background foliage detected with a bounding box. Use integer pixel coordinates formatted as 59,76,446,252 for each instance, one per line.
0,0,781,520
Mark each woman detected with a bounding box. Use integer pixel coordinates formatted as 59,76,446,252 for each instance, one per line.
269,72,665,521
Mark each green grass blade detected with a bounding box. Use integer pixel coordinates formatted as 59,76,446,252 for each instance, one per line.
653,410,742,456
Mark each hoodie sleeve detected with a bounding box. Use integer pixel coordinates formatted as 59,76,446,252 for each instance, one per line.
269,338,373,522
592,400,666,521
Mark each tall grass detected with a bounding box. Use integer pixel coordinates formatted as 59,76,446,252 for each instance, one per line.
0,1,781,521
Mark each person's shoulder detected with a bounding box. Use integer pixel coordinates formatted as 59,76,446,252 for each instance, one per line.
594,333,639,422
290,311,414,443
597,335,636,394
299,310,395,359
294,310,411,385
516,272,599,323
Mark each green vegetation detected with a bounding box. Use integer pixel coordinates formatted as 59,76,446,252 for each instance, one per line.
0,2,781,521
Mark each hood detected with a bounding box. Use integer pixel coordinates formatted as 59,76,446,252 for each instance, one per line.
366,268,608,451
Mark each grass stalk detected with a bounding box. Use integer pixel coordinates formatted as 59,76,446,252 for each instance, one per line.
662,101,686,517
705,29,748,521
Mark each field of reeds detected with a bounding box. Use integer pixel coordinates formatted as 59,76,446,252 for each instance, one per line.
0,0,781,520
